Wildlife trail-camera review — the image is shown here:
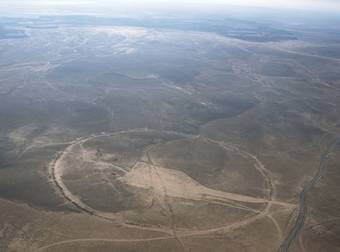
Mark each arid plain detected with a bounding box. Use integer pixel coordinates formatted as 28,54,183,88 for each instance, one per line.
0,16,340,252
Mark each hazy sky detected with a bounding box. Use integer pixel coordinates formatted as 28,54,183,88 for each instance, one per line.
2,0,340,16
13,0,340,9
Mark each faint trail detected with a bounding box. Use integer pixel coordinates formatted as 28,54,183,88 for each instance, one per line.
48,129,176,234
307,217,340,229
203,137,275,201
49,128,189,223
145,140,290,241
49,128,294,244
145,145,292,208
268,215,283,239
207,199,262,213
34,236,175,252
269,46,340,64
278,136,340,252
180,203,273,237
146,151,187,251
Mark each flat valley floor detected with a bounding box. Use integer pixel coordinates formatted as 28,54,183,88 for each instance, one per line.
0,19,340,252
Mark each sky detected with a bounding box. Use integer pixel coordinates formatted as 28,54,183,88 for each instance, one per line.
13,0,340,9
1,0,340,16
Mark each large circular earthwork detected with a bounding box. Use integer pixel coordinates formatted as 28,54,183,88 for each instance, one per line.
51,129,271,233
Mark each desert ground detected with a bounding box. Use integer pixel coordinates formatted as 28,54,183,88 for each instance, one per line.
0,16,340,252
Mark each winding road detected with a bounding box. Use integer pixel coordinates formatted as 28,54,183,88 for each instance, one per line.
278,136,340,252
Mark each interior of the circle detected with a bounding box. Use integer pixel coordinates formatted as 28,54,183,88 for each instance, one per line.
56,130,268,230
